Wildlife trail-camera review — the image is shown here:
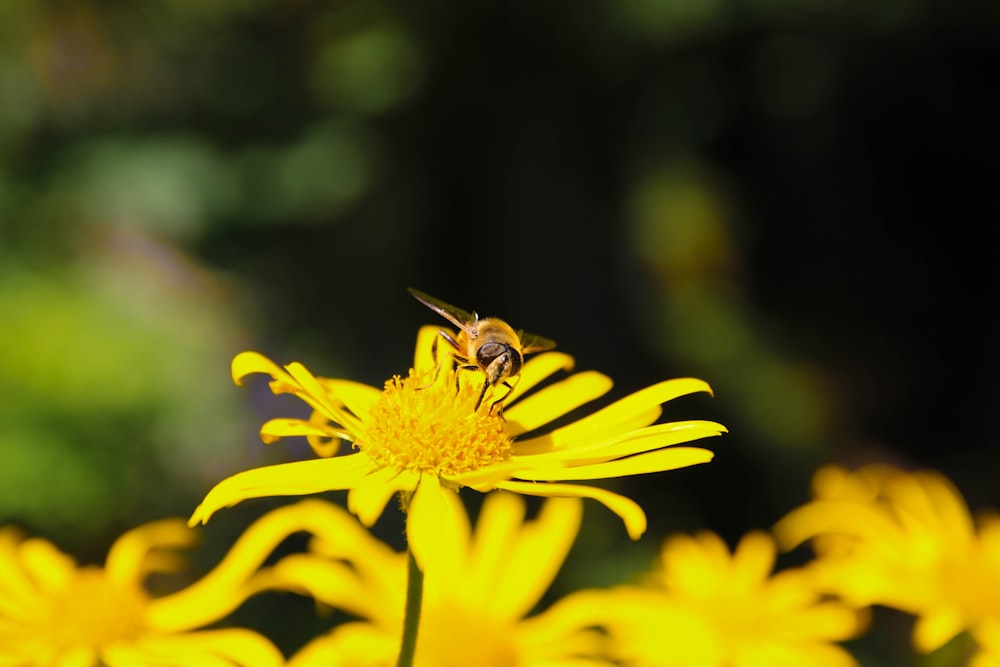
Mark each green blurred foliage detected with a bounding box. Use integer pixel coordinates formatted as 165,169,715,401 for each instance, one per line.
0,236,252,541
0,0,996,660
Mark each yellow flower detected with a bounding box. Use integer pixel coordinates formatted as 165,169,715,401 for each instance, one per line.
0,516,292,667
597,531,863,667
971,617,1000,667
774,464,1000,659
190,325,725,545
249,493,613,667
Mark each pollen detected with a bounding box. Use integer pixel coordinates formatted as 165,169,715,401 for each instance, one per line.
358,368,512,477
40,567,149,650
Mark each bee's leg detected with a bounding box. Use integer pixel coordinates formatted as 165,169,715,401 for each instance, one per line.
431,332,456,378
418,330,464,390
487,377,519,418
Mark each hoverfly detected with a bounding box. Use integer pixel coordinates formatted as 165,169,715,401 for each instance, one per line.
408,288,556,413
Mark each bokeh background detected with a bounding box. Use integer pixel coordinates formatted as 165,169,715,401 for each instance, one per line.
2,0,998,662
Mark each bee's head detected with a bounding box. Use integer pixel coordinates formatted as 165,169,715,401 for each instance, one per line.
478,342,522,383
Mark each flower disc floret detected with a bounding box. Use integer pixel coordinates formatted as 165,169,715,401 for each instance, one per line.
359,370,512,476
42,568,149,649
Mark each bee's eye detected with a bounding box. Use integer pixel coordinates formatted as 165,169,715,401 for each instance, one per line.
507,352,523,377
477,342,506,367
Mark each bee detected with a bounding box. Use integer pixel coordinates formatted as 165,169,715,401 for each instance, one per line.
408,288,556,413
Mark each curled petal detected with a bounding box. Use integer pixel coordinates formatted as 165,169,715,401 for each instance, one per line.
157,500,381,632
496,480,647,540
105,519,195,587
252,555,387,621
232,351,294,387
258,418,351,446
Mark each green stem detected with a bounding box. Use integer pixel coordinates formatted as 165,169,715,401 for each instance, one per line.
396,549,424,667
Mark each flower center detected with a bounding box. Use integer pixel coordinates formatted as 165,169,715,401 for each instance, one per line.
42,567,149,650
358,368,513,477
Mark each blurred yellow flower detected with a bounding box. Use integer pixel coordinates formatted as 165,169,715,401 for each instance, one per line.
0,517,288,667
191,325,725,545
971,618,1000,667
774,464,1000,660
597,531,863,667
250,492,611,667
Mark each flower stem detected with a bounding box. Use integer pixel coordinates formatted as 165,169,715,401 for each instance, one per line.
396,549,424,667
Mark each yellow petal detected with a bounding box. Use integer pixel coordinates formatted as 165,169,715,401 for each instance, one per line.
318,378,382,424
406,476,469,573
111,629,283,667
514,447,713,481
305,409,353,457
787,602,866,641
259,418,351,445
254,555,379,620
513,378,714,455
773,502,901,552
232,351,294,386
448,460,527,491
730,531,777,589
104,519,194,587
18,537,77,593
413,325,443,373
913,607,966,653
188,455,377,526
516,589,614,658
504,371,612,437
917,470,977,543
348,468,418,527
516,420,726,464
465,492,527,602
284,361,346,419
157,500,376,632
0,529,42,607
299,525,405,626
506,352,575,403
288,623,397,667
53,647,97,667
491,496,583,620
496,480,648,540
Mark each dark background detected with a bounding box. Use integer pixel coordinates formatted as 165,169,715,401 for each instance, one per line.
1,0,997,662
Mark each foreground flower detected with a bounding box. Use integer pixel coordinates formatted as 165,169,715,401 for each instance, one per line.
249,492,612,667
0,518,288,667
774,464,1000,661
191,325,726,543
597,531,863,667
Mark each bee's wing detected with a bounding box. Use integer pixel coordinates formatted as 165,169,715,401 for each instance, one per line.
519,331,557,354
408,288,478,333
